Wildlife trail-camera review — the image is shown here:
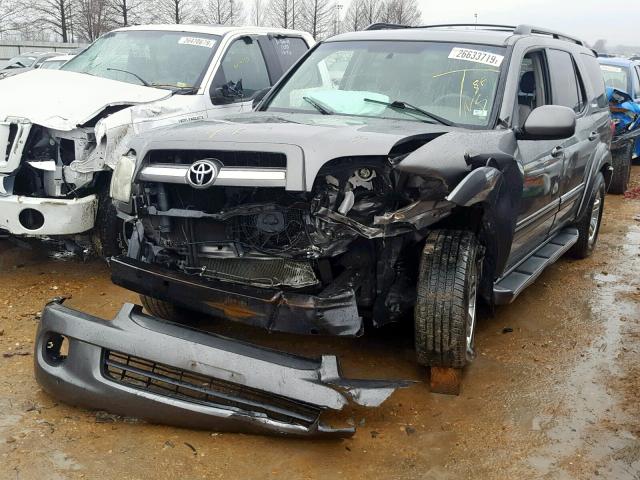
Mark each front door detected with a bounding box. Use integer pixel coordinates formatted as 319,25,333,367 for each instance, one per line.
508,50,563,269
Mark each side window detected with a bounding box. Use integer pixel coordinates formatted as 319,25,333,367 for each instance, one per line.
269,36,309,73
211,37,271,103
547,49,585,113
579,53,608,108
634,66,640,98
516,51,548,126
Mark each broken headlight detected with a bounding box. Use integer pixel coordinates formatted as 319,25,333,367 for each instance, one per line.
110,154,136,203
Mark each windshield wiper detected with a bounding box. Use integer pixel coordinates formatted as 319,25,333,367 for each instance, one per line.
106,68,150,87
364,98,452,126
303,96,334,115
150,83,198,94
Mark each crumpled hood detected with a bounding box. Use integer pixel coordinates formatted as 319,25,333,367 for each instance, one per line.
0,69,172,131
133,112,455,189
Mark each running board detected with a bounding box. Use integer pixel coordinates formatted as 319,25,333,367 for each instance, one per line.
493,228,579,305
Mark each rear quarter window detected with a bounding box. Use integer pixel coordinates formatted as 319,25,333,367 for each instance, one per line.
581,54,608,108
269,36,309,72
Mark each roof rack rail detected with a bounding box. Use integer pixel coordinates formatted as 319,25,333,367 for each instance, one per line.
513,24,583,46
363,22,584,46
365,23,410,30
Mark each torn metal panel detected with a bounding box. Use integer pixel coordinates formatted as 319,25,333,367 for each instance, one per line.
34,300,409,437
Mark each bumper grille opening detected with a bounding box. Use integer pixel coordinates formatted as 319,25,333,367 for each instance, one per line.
103,350,320,426
192,257,318,288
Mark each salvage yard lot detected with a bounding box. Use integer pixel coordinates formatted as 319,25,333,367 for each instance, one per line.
1,167,639,479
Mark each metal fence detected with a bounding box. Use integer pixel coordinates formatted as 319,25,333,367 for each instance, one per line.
0,40,88,67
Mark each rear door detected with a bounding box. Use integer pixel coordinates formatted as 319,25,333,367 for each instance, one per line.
546,49,593,228
258,34,310,80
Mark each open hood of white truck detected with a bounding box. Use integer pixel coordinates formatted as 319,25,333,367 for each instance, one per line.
0,69,172,131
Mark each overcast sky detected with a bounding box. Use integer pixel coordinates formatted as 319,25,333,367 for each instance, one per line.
411,0,638,47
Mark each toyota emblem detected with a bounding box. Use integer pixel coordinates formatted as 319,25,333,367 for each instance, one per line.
186,159,219,189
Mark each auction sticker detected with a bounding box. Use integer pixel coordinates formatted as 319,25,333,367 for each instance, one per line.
449,47,504,67
179,36,216,48
600,65,622,73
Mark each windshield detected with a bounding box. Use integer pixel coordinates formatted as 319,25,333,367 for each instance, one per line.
265,40,505,126
40,60,67,70
5,56,36,69
600,64,629,91
62,30,220,90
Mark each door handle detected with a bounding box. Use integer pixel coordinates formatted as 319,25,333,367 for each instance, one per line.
551,146,564,157
588,131,598,141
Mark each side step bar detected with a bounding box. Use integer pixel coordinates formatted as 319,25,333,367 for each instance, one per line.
493,227,579,305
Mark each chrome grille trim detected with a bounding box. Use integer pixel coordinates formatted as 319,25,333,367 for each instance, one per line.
139,164,286,188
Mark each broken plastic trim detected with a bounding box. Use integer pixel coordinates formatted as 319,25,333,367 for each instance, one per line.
34,300,409,437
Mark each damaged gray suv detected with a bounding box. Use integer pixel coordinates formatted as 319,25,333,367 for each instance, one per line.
110,24,612,388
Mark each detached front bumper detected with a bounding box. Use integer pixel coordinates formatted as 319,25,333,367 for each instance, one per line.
110,256,363,336
34,300,407,437
0,193,97,235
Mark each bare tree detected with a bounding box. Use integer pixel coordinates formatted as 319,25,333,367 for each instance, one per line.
107,0,147,27
301,0,332,39
249,0,265,25
202,0,244,25
377,0,419,25
268,0,301,29
75,0,109,41
343,0,364,32
361,0,380,25
154,0,197,24
0,0,21,36
32,0,76,42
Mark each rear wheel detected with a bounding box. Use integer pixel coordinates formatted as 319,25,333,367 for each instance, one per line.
140,295,198,325
609,142,632,194
414,230,482,393
569,172,605,259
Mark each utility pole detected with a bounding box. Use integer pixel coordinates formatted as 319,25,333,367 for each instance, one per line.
333,3,342,35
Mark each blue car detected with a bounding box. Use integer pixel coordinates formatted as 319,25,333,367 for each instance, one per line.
599,57,640,193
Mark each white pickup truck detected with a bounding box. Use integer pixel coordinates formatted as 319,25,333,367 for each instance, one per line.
0,24,314,255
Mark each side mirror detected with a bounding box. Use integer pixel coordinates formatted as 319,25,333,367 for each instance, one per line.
252,88,270,109
517,105,576,140
210,80,244,105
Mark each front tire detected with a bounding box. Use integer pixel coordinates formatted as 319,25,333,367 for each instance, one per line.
569,172,605,259
415,230,482,369
609,142,632,194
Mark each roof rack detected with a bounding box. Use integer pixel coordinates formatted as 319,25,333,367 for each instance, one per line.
512,24,583,46
365,23,411,30
363,22,584,46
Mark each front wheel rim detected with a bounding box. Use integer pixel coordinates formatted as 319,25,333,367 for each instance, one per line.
588,191,602,246
466,260,479,361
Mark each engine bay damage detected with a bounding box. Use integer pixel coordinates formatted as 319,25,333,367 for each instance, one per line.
118,126,522,337
34,299,409,437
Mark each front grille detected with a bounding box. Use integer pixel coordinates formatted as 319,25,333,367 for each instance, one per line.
148,150,286,168
103,350,320,426
193,257,318,288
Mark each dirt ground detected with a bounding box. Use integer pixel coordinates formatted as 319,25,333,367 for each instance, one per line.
0,168,639,480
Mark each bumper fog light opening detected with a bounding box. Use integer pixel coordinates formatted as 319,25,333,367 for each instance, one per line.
44,333,69,365
18,208,44,230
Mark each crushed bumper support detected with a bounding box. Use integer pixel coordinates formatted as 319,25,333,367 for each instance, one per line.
34,300,408,437
110,256,363,336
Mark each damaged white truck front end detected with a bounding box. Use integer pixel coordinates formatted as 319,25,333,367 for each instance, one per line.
0,69,173,237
